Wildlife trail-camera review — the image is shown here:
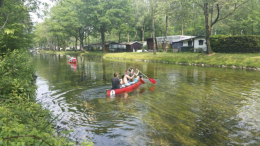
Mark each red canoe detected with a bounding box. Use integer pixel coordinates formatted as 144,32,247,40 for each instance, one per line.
68,61,77,64
106,80,142,97
68,58,77,64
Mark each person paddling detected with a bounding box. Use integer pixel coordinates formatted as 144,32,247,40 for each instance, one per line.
122,69,135,86
122,68,141,86
128,68,140,83
111,72,122,89
128,68,135,82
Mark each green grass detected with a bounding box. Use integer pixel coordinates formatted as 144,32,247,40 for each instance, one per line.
39,50,85,55
102,52,260,68
39,50,260,68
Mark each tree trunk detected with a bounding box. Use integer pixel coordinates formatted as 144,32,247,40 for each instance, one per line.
64,40,66,51
118,32,121,43
151,0,156,54
134,30,137,40
57,37,60,51
101,28,105,53
251,0,254,35
79,28,84,51
54,42,56,51
0,14,8,33
181,19,184,35
204,2,213,54
141,27,145,42
163,15,168,52
127,33,129,42
75,37,78,52
210,3,214,34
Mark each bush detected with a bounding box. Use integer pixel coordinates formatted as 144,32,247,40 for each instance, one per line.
0,50,93,146
142,45,147,52
158,49,164,52
0,50,35,99
210,35,260,53
194,48,204,53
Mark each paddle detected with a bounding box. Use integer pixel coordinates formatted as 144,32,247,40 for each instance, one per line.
139,70,156,84
111,63,116,72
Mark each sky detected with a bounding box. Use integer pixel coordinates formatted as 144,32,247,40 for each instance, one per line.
29,0,55,23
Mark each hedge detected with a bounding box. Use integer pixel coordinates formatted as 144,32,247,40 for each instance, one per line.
210,35,260,53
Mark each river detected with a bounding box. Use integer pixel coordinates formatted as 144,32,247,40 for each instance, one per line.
33,53,260,146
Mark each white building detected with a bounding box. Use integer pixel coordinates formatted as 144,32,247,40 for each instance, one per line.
156,35,185,44
172,36,207,52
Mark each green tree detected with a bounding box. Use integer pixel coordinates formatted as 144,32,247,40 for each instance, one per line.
195,0,250,54
33,22,52,49
132,0,151,42
87,0,131,52
150,0,157,54
0,0,33,52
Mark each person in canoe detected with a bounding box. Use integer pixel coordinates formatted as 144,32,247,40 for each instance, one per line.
111,72,123,89
69,57,76,62
128,68,140,83
122,68,140,86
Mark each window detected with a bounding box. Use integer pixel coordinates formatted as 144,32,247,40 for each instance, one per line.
188,41,192,46
199,40,204,45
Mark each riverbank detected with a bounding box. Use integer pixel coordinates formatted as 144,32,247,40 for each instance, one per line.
102,52,260,70
40,50,260,70
0,50,93,146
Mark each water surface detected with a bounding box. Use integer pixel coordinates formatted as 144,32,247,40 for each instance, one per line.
34,54,260,146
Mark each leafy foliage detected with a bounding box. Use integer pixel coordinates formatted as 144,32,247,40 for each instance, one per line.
211,35,260,53
0,0,35,53
0,50,35,99
34,0,260,53
0,50,93,146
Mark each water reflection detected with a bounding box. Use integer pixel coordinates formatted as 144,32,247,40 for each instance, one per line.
34,54,260,145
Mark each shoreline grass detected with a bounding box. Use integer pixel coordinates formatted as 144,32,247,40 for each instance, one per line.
39,50,260,69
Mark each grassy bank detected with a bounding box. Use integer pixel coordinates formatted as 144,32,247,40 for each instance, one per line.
39,50,86,55
102,52,260,68
41,50,260,69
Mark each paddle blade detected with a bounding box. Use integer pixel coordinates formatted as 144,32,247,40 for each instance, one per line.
140,78,145,84
149,78,156,84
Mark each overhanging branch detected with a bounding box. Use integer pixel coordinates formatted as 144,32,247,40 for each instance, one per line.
194,1,204,9
0,13,9,33
211,4,219,26
218,0,250,22
3,135,51,146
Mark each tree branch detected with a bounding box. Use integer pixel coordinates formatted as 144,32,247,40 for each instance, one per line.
194,1,204,9
211,4,219,26
3,135,51,146
218,0,250,22
0,13,9,33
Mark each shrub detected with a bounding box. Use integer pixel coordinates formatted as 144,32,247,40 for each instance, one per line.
158,49,164,52
142,45,147,52
0,50,93,146
210,35,260,53
194,48,204,53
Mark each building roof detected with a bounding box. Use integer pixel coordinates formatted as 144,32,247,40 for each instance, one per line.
90,42,102,45
120,41,142,45
90,41,118,46
155,35,195,44
195,36,205,39
172,36,196,43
